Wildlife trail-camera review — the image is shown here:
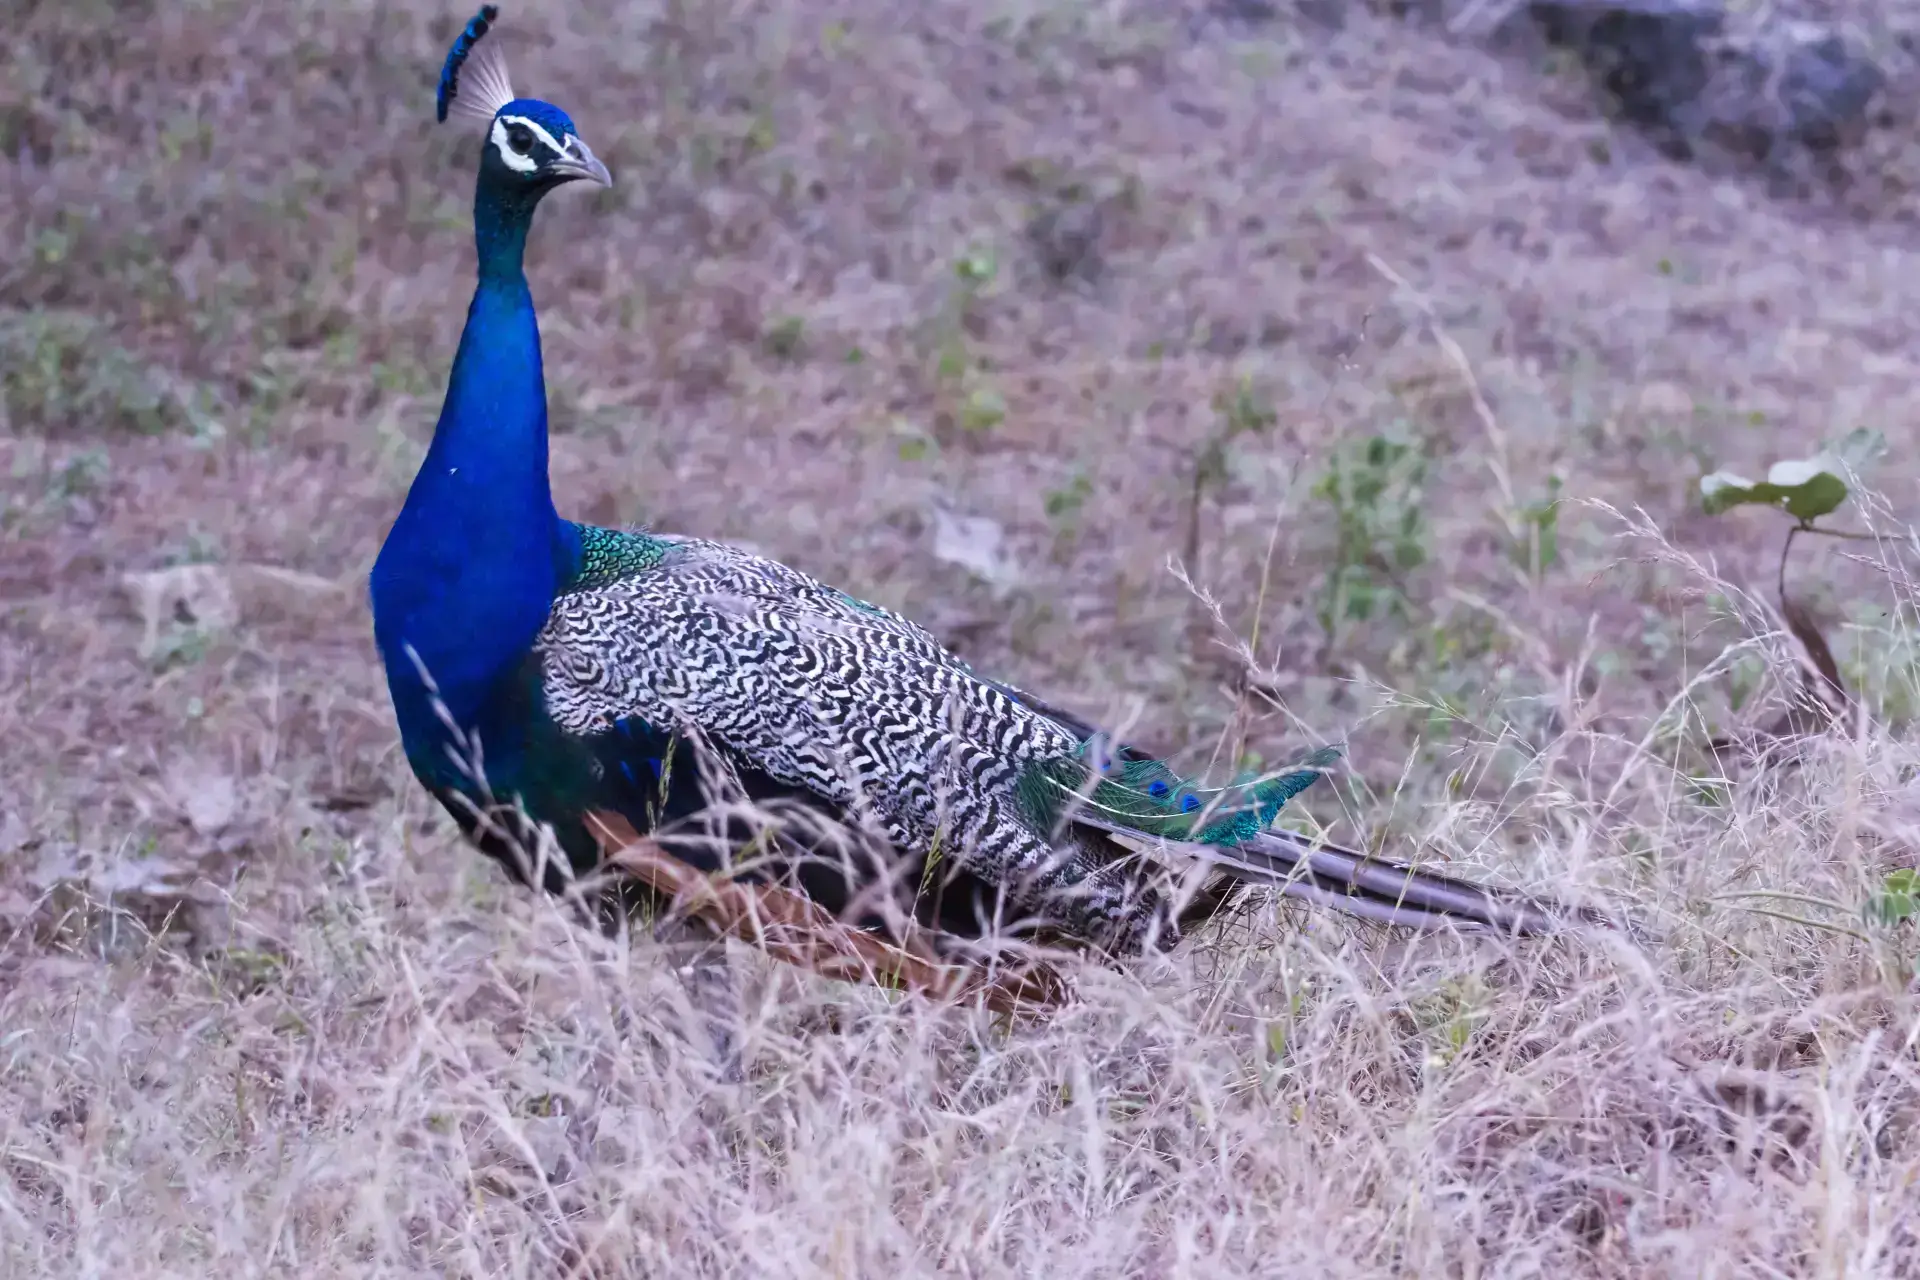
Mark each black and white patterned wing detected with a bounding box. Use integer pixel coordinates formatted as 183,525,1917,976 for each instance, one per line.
538,540,1064,859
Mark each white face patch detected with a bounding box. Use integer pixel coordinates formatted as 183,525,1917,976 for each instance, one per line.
490,113,568,174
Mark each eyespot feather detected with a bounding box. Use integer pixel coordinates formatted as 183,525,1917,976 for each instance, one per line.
1017,743,1341,844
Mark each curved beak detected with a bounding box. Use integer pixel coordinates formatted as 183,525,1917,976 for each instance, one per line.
549,137,613,188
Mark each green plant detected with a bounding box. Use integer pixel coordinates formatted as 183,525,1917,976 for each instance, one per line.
1509,474,1563,580
162,527,226,567
1043,471,1092,525
47,447,110,503
891,418,935,463
149,626,211,672
1043,470,1094,551
1182,376,1278,573
954,247,997,288
762,315,806,361
1411,974,1489,1070
959,386,1005,432
1310,433,1430,642
0,309,194,435
1700,428,1886,604
1838,604,1920,727
1713,866,1920,985
934,245,998,383
918,244,1008,438
1865,868,1919,929
1698,429,1886,732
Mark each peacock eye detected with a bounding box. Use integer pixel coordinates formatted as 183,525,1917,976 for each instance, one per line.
506,125,534,156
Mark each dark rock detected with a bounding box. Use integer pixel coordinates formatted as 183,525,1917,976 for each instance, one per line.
1190,0,1360,37
1296,0,1344,29
1771,31,1885,150
1026,200,1106,284
1212,0,1279,22
1530,1,1725,158
1528,1,1889,175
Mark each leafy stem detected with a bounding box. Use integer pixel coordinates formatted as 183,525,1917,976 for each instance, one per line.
1701,429,1885,610
1776,521,1881,607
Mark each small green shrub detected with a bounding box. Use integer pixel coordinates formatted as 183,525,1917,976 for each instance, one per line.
1312,433,1430,639
0,308,194,435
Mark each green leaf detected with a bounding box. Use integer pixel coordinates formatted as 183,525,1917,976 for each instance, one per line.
960,386,1006,432
1864,868,1919,928
1697,471,1754,515
954,248,998,286
1699,431,1883,522
1700,456,1849,521
1764,458,1849,520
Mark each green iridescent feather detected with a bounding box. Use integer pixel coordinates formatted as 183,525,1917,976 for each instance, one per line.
569,525,670,591
1015,743,1342,845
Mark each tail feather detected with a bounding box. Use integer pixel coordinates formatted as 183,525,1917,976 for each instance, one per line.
1205,860,1510,931
993,685,1592,938
1207,828,1578,936
1065,811,1584,937
1018,743,1344,845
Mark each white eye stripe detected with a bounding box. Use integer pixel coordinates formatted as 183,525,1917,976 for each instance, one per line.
490,118,539,172
491,112,564,165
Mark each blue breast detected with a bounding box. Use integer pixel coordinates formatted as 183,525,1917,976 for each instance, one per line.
370,268,579,790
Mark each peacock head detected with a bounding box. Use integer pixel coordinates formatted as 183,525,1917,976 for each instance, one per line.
436,6,611,198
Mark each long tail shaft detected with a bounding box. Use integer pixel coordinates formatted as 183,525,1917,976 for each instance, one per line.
1188,827,1591,935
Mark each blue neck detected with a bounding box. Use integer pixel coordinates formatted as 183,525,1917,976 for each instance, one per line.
371,176,579,767
474,181,535,284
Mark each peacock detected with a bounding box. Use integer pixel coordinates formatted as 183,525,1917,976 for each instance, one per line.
370,7,1578,1013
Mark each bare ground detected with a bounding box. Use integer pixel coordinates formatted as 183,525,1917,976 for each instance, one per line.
6,0,1920,1274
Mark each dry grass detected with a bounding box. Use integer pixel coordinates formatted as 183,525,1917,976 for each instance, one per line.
7,0,1920,1273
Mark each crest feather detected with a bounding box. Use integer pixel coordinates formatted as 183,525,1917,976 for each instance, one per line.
436,6,517,125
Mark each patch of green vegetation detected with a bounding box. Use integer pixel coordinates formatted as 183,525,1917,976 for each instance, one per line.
959,386,1006,432
1508,474,1563,580
0,309,204,436
156,109,215,165
1866,869,1920,928
1726,650,1765,713
1399,610,1511,734
890,418,936,463
921,244,1010,437
1,443,112,534
1841,605,1920,727
932,248,997,383
762,314,807,361
1183,375,1279,572
1411,974,1490,1070
1311,432,1430,642
372,354,436,399
46,447,110,503
1042,468,1094,558
1043,470,1092,527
